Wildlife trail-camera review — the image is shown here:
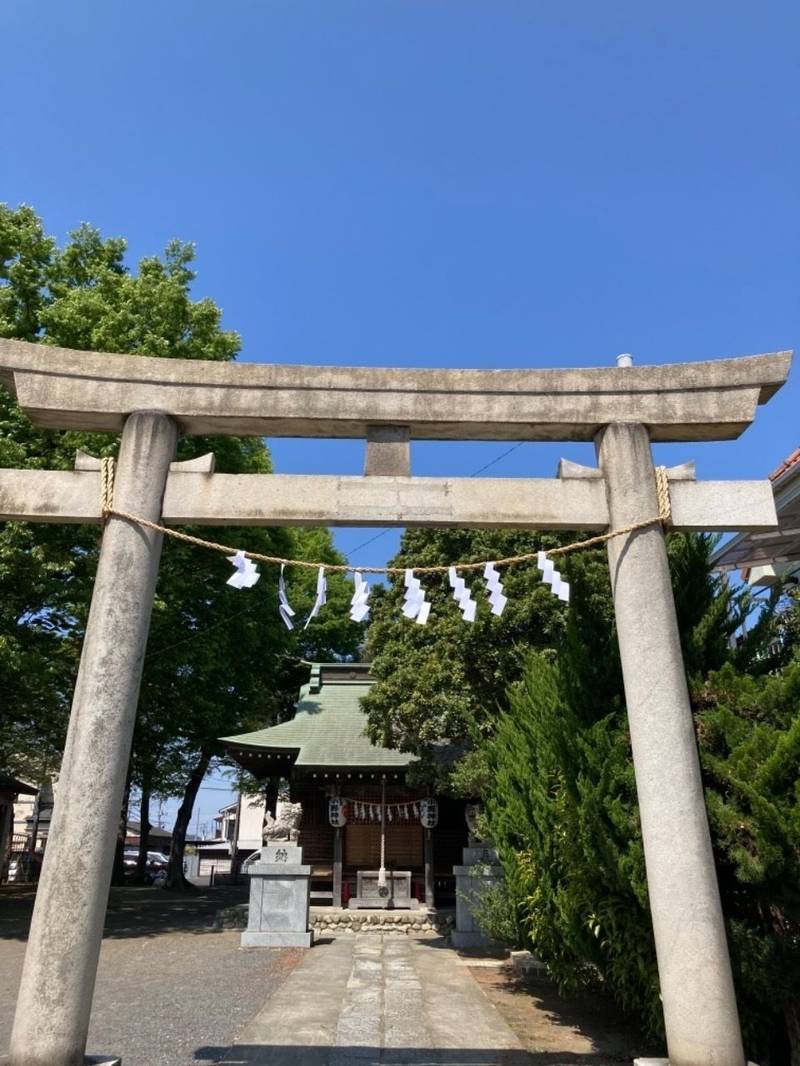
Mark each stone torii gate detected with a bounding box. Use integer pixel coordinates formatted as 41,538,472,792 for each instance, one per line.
0,336,792,1066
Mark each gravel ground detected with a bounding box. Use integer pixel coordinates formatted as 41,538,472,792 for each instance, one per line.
0,884,302,1066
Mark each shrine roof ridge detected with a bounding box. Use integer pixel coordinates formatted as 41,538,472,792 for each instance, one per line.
0,339,792,442
222,662,414,773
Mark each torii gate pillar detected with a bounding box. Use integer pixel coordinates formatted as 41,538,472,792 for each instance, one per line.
8,412,177,1066
598,423,745,1066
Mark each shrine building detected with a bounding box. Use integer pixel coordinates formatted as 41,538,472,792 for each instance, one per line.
223,662,468,909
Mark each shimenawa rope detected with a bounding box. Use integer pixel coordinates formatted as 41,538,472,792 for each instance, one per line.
97,458,672,575
99,456,115,521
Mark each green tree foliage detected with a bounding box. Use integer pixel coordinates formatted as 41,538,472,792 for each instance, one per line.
696,662,800,1057
480,535,800,1062
361,528,572,787
0,204,362,804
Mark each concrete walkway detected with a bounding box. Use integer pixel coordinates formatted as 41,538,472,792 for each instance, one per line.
219,935,530,1065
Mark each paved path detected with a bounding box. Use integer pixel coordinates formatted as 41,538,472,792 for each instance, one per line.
217,935,531,1066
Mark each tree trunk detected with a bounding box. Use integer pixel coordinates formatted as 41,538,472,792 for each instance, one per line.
27,789,41,855
133,787,151,884
230,790,243,885
110,769,132,886
785,1001,800,1066
165,748,211,891
0,803,13,883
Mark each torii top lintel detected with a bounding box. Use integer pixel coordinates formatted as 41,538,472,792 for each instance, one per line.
0,339,791,443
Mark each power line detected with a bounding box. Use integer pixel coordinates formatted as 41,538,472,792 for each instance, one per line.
344,442,525,560
469,442,524,477
344,528,395,559
145,612,239,661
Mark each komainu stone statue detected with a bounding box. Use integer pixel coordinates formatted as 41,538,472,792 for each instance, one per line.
262,801,303,843
465,802,485,845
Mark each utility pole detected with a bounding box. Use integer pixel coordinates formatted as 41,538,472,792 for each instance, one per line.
231,785,243,884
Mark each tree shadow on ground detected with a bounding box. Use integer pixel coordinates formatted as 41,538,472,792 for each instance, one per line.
508,974,651,1055
410,938,659,1063
0,883,249,941
467,966,662,1064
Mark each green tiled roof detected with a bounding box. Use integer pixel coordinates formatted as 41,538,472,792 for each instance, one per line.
222,663,414,770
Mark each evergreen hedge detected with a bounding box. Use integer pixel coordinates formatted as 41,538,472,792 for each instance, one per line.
478,536,800,1063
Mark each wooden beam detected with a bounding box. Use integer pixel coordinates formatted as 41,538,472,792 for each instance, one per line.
0,469,778,532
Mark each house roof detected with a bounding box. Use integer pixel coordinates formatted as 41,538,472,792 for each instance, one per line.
0,773,37,796
712,445,800,577
770,447,800,486
222,663,414,777
126,820,171,840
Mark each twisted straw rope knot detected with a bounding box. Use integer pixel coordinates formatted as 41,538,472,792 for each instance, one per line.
96,459,672,573
99,457,116,521
654,464,672,526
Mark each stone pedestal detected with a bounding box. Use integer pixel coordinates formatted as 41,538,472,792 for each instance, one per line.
452,845,502,949
349,869,418,909
241,845,313,948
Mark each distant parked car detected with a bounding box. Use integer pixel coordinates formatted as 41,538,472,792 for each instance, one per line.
123,849,170,884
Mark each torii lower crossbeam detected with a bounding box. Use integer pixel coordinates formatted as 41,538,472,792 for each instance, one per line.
0,467,778,531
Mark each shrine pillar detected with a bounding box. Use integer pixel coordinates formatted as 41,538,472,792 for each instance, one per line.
596,423,745,1066
9,411,177,1066
423,827,434,906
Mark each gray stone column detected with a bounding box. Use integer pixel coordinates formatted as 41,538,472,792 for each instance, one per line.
424,828,434,906
333,826,343,908
9,412,177,1066
596,423,744,1066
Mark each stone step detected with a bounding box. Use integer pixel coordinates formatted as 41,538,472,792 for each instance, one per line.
214,902,456,938
313,907,455,937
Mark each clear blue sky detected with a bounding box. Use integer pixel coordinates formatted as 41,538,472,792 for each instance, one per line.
3,1,798,826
